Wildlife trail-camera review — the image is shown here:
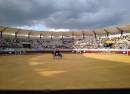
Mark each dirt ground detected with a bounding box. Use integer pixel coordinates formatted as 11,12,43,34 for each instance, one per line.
0,53,130,90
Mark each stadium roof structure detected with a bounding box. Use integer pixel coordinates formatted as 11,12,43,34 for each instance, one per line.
0,25,130,39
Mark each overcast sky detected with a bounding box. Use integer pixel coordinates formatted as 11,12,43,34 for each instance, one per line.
0,0,130,31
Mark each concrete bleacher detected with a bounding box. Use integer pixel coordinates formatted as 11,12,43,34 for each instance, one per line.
0,25,130,55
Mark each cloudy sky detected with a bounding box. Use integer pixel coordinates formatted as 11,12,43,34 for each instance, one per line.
0,0,130,31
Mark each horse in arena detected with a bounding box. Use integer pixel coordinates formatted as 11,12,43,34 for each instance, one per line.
53,49,62,59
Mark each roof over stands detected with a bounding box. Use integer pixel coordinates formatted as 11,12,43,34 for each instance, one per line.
17,30,31,39
0,25,130,39
94,29,106,35
1,27,19,38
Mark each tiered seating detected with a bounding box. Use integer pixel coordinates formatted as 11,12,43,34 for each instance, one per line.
0,33,130,50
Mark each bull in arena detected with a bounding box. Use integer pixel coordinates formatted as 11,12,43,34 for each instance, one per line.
53,49,62,59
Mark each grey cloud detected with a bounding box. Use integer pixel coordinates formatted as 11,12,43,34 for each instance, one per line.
0,0,130,29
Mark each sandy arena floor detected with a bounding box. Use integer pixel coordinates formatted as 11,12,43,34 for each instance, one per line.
0,53,130,90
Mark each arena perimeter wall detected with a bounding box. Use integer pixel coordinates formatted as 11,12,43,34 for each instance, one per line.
81,49,130,55
0,49,130,55
28,49,130,55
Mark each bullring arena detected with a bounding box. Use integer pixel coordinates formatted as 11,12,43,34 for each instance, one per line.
0,25,130,89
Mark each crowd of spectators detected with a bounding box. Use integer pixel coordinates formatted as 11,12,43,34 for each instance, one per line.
0,33,130,51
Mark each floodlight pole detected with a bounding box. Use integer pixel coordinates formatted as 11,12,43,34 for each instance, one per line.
72,32,74,39
62,32,63,40
116,27,124,36
82,32,85,39
0,27,8,39
72,32,74,45
40,33,42,39
104,29,109,38
51,33,53,40
93,31,96,38
0,32,2,39
15,29,20,39
28,32,32,40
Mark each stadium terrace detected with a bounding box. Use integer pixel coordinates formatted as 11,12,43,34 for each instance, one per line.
0,25,130,55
